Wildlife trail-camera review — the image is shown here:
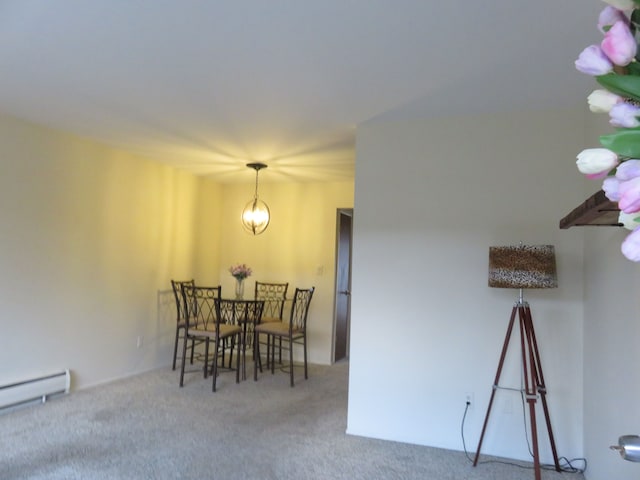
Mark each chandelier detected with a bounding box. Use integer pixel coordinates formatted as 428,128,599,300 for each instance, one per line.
241,162,270,235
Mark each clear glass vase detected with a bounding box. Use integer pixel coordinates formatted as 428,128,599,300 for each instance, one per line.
235,278,245,299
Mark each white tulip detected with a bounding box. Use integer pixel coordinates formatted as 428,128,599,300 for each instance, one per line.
603,0,636,11
588,89,622,113
576,148,619,174
619,211,640,230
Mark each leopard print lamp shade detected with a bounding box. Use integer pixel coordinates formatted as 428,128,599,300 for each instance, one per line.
488,245,557,289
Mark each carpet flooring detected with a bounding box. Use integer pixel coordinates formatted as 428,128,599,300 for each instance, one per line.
0,360,585,479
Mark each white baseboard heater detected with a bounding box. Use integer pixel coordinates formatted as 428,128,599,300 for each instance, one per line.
0,370,71,409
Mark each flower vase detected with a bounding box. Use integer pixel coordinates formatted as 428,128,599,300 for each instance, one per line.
235,278,245,299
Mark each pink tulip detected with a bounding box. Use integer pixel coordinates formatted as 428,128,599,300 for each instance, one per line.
602,20,637,66
610,102,640,127
616,159,640,180
575,45,614,75
618,176,640,213
599,6,628,33
603,176,621,201
621,226,640,262
586,170,612,180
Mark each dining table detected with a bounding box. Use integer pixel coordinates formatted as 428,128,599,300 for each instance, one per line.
218,298,265,381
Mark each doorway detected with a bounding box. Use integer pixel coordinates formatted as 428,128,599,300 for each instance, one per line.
333,208,353,362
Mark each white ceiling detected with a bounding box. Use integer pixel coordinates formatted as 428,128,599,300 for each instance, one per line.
0,1,604,183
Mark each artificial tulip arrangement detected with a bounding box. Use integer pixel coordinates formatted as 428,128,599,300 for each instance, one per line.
575,0,640,261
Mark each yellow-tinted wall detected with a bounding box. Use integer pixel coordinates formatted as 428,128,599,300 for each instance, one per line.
0,110,353,391
0,112,207,389
192,176,223,284
216,181,354,364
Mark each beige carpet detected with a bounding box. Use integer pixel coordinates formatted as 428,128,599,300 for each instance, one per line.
0,360,585,480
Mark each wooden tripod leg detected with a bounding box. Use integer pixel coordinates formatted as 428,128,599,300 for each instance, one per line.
527,395,541,480
476,301,560,479
474,305,518,467
522,304,561,472
519,305,541,480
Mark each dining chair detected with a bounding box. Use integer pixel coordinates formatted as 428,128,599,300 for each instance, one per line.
180,284,242,391
170,279,196,371
253,287,315,387
255,281,289,321
254,281,288,367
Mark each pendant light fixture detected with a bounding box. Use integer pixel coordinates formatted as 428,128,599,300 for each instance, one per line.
241,162,270,235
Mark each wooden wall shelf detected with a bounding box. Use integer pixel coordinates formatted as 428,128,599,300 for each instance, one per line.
559,190,621,229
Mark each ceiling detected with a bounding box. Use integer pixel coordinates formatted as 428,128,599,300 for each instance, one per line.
0,1,604,183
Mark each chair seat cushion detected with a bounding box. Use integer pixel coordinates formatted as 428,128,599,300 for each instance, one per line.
255,322,299,336
219,324,242,336
188,323,241,338
260,316,281,323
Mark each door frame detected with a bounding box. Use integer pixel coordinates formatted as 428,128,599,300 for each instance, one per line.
332,208,353,363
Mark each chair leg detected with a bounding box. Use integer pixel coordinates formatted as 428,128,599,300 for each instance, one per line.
172,326,181,371
179,334,189,387
270,335,276,375
190,338,196,365
238,334,245,381
254,332,260,381
265,334,271,369
228,338,235,368
256,333,263,373
227,338,234,369
303,333,308,380
203,339,210,379
235,334,241,384
289,335,295,387
212,338,219,392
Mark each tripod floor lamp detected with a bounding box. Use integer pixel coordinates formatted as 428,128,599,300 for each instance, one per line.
473,244,561,480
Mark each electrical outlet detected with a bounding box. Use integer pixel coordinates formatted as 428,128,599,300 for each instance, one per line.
465,392,474,407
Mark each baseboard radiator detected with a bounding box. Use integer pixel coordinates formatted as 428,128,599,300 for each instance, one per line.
0,370,70,409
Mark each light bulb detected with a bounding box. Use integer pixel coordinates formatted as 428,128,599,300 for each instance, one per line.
241,198,270,235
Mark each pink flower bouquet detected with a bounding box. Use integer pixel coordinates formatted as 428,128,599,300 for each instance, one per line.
229,264,252,280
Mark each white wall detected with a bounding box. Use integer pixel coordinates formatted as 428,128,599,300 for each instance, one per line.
0,112,205,389
580,108,640,480
582,229,640,480
348,108,586,465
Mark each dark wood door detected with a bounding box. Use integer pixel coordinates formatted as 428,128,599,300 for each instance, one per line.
334,209,352,362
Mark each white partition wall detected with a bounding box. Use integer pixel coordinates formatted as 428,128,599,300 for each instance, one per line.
347,108,586,464
579,107,640,480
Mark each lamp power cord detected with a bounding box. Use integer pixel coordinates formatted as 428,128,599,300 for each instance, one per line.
460,394,587,474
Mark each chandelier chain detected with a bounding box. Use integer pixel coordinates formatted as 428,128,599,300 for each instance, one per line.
253,169,259,199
